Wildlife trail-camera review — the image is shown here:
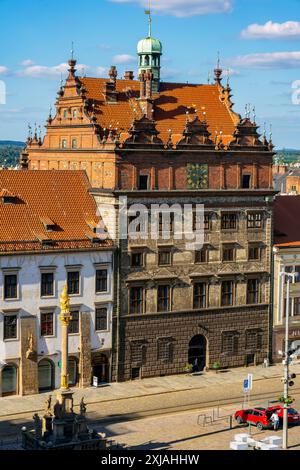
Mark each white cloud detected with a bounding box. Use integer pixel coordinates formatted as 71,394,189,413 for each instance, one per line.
227,51,300,69
110,0,233,17
0,66,9,75
21,59,35,66
222,68,240,77
112,54,136,64
17,63,106,78
241,21,300,40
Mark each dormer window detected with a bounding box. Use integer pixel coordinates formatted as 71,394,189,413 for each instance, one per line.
3,196,16,204
40,217,58,232
0,189,18,204
61,139,67,149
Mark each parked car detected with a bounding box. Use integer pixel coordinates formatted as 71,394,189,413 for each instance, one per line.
234,407,272,430
268,405,300,425
235,405,300,430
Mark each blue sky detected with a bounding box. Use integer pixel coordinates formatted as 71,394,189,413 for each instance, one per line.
0,0,300,148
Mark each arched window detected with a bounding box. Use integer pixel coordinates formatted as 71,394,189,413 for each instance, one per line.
63,110,68,119
61,139,67,149
144,55,150,66
2,364,18,396
73,109,77,118
68,357,79,386
38,359,55,392
72,139,77,149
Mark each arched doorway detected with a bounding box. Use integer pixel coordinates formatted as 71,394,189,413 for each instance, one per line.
2,364,18,397
92,354,109,385
38,359,55,392
188,335,207,372
68,357,79,387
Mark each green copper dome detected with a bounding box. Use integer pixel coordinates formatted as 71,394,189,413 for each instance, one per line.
137,36,162,55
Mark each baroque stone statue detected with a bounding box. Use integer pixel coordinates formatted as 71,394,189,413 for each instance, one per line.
45,395,52,416
80,397,87,416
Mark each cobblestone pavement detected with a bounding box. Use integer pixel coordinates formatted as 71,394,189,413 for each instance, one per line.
1,362,299,417
99,397,300,451
1,362,300,448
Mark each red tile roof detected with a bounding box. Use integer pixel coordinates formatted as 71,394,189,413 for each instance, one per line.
274,195,300,247
80,78,237,143
0,170,112,253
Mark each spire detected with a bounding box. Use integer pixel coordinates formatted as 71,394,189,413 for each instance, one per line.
67,42,77,79
137,1,162,93
214,51,223,85
145,0,152,37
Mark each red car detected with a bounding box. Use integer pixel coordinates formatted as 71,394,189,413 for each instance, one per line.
268,405,300,425
235,406,300,430
235,407,272,430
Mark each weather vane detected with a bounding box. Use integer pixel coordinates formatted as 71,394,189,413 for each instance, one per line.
145,0,152,37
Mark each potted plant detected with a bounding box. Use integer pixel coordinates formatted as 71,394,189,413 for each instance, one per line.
212,361,221,373
184,363,193,374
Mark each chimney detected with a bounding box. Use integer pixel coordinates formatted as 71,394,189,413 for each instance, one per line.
104,66,118,103
124,71,134,80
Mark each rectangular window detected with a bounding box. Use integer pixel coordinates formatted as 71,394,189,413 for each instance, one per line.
221,214,237,230
242,175,251,189
195,246,209,264
222,245,235,262
221,281,234,306
138,174,149,190
157,339,173,362
95,269,108,293
192,212,210,231
131,342,146,366
131,251,144,267
157,285,171,312
247,213,262,229
222,331,239,355
3,315,17,340
159,212,174,235
68,311,79,334
193,282,207,309
4,274,18,299
95,307,108,331
158,250,171,266
246,329,262,351
247,279,260,304
294,298,300,316
41,312,54,336
248,245,261,261
130,287,144,314
41,273,54,297
67,271,80,295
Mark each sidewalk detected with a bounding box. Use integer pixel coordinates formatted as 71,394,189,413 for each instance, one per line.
0,362,297,418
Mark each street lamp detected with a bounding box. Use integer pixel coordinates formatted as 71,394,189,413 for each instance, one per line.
279,270,297,450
